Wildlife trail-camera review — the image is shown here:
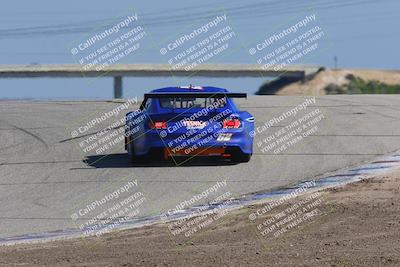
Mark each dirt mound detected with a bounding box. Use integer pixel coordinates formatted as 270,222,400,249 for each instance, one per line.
257,68,400,95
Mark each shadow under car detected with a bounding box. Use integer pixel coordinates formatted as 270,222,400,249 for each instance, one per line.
83,153,239,168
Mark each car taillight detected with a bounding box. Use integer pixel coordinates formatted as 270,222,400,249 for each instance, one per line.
223,119,241,129
149,121,167,129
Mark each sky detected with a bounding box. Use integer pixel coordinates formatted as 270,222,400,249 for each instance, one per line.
0,0,399,99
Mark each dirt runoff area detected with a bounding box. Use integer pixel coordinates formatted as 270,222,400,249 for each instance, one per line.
1,170,400,267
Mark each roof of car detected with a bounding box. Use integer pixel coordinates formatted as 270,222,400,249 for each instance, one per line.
150,86,229,93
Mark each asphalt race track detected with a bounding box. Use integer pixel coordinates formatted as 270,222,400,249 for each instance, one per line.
1,95,400,239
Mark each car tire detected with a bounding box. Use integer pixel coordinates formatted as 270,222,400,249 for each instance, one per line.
127,136,135,162
148,149,164,162
127,136,144,163
232,153,251,163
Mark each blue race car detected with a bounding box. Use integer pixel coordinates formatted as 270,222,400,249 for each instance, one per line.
124,86,254,163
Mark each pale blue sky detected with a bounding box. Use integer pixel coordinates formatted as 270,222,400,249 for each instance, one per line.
0,0,399,99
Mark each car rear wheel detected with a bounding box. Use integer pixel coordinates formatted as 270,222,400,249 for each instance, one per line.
127,136,144,163
126,136,135,161
232,153,251,163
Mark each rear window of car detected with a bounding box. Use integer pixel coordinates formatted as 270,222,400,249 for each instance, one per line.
159,97,226,109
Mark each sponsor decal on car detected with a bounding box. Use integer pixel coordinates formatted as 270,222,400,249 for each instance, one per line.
217,133,232,142
183,120,207,129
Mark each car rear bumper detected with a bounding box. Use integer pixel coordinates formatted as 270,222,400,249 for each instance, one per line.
134,129,253,156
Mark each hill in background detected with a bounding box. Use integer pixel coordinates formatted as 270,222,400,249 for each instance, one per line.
257,68,400,95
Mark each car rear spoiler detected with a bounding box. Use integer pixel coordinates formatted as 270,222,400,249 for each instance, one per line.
144,92,247,98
